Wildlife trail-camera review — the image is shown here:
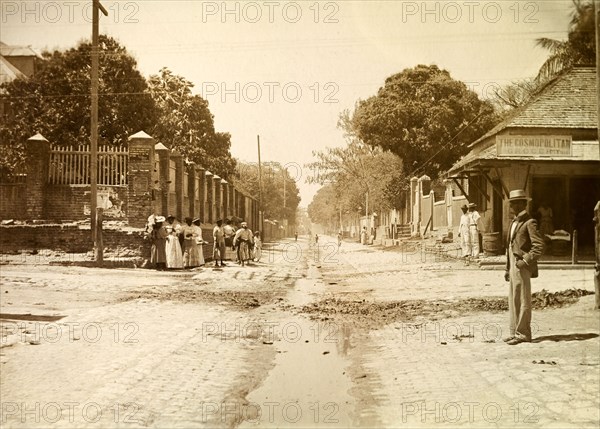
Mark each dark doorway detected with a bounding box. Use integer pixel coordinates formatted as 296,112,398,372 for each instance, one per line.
532,177,568,232
569,177,600,248
492,180,503,233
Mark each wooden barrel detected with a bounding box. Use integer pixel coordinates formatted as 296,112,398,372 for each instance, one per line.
482,232,502,256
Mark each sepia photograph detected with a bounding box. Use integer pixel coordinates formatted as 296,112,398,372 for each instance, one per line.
1,1,599,427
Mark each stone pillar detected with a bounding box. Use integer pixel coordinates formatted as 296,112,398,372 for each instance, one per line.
172,152,184,220
155,142,170,217
222,180,229,219
187,162,196,219
25,133,51,220
213,175,222,221
444,178,454,237
418,175,431,236
197,167,206,222
410,177,419,236
206,171,214,224
127,131,155,227
229,184,235,218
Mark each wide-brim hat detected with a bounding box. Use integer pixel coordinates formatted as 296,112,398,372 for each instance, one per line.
468,203,477,209
508,189,531,202
241,222,248,226
192,217,200,223
155,216,166,223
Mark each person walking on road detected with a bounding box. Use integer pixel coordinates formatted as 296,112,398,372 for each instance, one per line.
504,189,544,345
234,222,253,267
337,232,342,247
468,203,481,258
213,219,226,267
360,227,367,245
458,204,471,258
253,231,262,262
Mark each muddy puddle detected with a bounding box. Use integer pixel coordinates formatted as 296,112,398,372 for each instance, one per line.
0,313,65,322
240,264,356,428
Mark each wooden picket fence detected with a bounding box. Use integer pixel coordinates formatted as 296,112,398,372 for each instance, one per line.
48,144,128,186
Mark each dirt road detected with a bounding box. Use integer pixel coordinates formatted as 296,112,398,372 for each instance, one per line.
1,237,598,428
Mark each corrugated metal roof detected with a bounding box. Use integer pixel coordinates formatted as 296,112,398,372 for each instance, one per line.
0,42,38,57
0,55,24,87
448,67,599,175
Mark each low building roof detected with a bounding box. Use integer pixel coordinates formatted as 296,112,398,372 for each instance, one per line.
448,67,598,175
0,42,39,57
471,67,596,148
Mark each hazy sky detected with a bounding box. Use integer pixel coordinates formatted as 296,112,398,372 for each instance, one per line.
1,0,573,204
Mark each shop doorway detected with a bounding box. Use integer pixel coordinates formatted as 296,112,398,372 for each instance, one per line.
532,177,568,233
569,177,600,248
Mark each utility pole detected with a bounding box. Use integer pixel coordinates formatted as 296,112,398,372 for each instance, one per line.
594,0,600,308
257,135,263,234
90,0,107,250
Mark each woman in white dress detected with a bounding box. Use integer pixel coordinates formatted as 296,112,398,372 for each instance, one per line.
191,218,206,267
165,215,184,269
253,231,262,262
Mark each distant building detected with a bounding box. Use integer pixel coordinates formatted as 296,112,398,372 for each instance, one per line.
0,41,40,116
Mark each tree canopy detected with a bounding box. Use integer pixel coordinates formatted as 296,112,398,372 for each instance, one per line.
230,161,301,225
0,35,157,175
535,0,594,82
1,38,238,180
148,68,237,178
351,64,497,180
494,0,595,110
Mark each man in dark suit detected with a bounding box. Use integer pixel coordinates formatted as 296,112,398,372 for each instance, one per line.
504,189,545,345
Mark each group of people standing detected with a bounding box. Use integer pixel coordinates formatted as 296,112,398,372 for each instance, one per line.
145,215,261,270
212,219,261,267
458,202,482,258
146,215,207,270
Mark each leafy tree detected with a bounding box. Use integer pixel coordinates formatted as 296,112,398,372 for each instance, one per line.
351,64,497,179
494,0,595,110
307,184,339,228
230,161,301,224
536,0,595,83
0,35,158,176
148,68,236,178
307,138,404,217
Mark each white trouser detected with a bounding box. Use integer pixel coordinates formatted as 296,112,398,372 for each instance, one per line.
469,226,479,257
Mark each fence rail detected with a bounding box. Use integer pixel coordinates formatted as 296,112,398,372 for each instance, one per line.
48,144,128,186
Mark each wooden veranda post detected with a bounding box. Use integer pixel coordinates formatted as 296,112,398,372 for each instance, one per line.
594,201,600,310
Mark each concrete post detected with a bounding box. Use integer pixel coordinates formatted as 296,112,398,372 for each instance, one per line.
213,175,222,221
222,180,229,219
444,178,454,238
171,152,184,220
206,171,214,224
197,167,206,222
187,162,196,219
410,176,418,236
155,142,170,217
127,131,156,227
25,133,51,220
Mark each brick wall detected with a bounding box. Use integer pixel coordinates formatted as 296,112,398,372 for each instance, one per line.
0,183,27,219
0,223,219,261
44,185,128,221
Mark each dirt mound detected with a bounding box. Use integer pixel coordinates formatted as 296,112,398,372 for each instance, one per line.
299,289,594,327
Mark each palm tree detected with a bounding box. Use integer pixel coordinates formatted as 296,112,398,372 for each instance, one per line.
535,0,595,83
